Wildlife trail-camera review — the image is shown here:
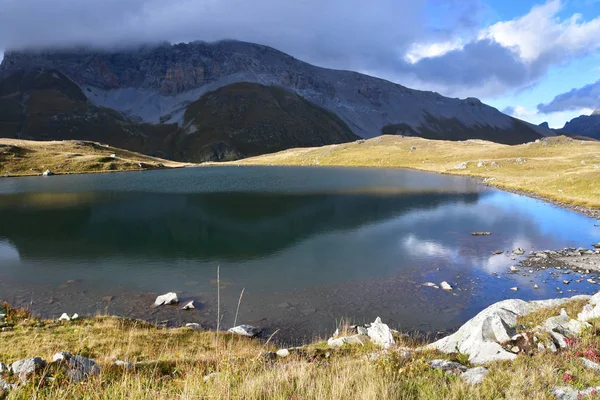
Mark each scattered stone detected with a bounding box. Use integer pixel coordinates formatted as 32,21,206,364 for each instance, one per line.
471,232,491,236
114,360,134,370
203,372,220,383
276,349,290,358
42,170,53,176
440,281,453,291
52,353,100,382
534,284,539,289
154,292,179,307
0,363,7,373
10,357,47,382
579,303,600,322
511,287,518,292
71,313,79,320
455,162,468,170
367,317,395,349
59,313,70,321
428,359,467,374
510,266,519,272
185,323,202,330
513,248,525,255
510,346,520,353
181,301,195,310
477,161,485,168
580,358,600,371
461,367,489,385
551,386,600,400
422,282,437,288
228,325,262,338
357,326,368,335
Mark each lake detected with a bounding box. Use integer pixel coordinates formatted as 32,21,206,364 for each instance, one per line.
0,166,598,344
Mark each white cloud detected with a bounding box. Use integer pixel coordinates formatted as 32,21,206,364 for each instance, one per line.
504,105,594,128
405,40,465,64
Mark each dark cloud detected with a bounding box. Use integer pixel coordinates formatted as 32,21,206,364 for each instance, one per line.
537,81,600,113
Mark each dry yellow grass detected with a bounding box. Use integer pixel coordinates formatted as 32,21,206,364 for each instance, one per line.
0,139,187,177
2,302,600,399
237,136,600,209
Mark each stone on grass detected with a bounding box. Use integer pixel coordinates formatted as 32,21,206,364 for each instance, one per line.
10,357,47,382
0,363,7,373
228,325,262,338
203,372,220,383
328,335,366,347
367,317,395,349
461,367,489,385
428,359,467,374
114,360,134,370
551,386,600,400
276,349,290,358
71,313,79,320
59,313,70,321
154,292,179,307
578,303,600,322
52,352,101,382
185,323,202,330
580,358,600,371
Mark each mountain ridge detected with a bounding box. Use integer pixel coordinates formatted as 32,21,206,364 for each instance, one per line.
0,40,553,145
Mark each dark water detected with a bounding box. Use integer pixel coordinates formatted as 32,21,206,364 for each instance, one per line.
0,166,598,343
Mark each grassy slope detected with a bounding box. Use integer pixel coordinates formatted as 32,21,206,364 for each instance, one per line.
0,139,187,177
2,300,600,399
238,135,600,209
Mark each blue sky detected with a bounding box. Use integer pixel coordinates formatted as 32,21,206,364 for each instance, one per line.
1,0,600,128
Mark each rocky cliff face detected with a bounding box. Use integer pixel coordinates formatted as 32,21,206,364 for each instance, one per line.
0,40,553,144
561,111,600,140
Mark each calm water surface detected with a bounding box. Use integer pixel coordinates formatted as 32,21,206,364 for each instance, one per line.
0,166,598,343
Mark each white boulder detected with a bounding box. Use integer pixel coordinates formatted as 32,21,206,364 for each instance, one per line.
228,325,262,337
181,301,195,310
367,317,395,349
59,313,70,321
154,292,179,307
461,367,489,385
440,281,453,291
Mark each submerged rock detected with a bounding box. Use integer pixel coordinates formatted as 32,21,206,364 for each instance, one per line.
471,232,491,236
181,301,195,310
228,325,262,338
154,292,179,307
440,281,453,291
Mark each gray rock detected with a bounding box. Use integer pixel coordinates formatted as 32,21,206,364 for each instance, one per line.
10,357,47,382
154,292,179,306
549,331,567,349
327,334,366,347
544,309,590,337
181,301,195,310
0,362,7,373
52,353,101,382
579,303,600,322
428,359,467,374
581,358,600,370
114,360,134,370
367,317,395,349
357,326,368,335
0,378,9,391
276,349,290,358
461,367,489,385
513,248,525,255
551,386,600,400
228,325,262,337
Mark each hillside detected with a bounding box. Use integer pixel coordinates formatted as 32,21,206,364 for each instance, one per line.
0,40,553,145
0,70,356,162
0,139,186,177
561,111,600,140
237,136,600,210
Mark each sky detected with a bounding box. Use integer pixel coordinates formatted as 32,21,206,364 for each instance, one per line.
1,0,600,128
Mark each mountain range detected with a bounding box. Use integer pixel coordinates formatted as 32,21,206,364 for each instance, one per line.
559,110,600,140
0,40,556,161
